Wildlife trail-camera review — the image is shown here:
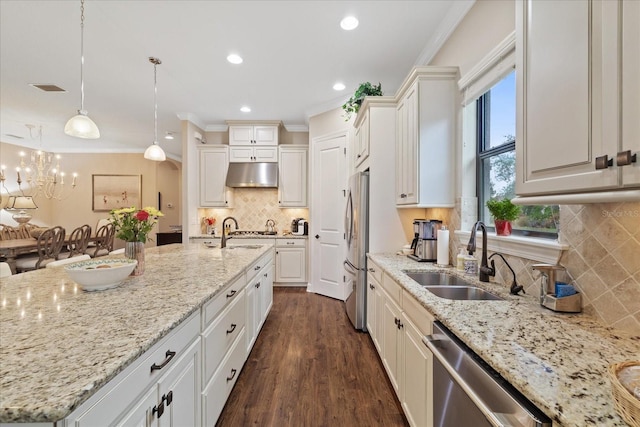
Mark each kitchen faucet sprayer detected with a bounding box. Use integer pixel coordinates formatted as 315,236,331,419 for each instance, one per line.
467,221,490,282
221,216,239,248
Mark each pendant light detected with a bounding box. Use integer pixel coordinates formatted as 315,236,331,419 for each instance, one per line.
64,0,100,139
144,57,166,161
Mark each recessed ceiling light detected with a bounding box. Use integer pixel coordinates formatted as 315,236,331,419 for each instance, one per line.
340,16,359,31
333,82,346,91
240,106,251,113
227,54,243,64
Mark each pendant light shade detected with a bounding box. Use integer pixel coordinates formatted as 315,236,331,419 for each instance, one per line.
144,57,166,162
64,112,100,139
65,0,100,139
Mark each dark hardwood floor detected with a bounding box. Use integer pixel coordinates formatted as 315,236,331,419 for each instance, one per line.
216,287,408,427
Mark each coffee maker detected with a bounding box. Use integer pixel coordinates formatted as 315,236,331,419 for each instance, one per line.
408,219,442,262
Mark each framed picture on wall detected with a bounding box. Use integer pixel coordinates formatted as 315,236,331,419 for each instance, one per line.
92,174,142,212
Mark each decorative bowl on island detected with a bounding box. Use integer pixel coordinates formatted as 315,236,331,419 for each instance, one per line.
65,259,138,291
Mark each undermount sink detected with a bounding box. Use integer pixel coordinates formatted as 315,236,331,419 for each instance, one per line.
404,271,473,287
224,244,263,250
423,286,503,301
403,271,502,301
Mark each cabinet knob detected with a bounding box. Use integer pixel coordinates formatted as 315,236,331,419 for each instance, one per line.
400,193,407,198
357,154,361,158
616,150,637,166
315,234,320,239
595,155,613,170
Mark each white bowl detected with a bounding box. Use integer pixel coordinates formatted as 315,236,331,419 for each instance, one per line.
65,259,138,291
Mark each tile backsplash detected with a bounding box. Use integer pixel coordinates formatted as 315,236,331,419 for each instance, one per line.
198,188,308,235
447,201,640,335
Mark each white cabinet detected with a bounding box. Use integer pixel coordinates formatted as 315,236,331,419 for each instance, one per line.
274,239,307,283
354,108,370,168
229,146,278,163
366,259,383,352
199,145,233,207
395,68,457,207
244,251,275,353
229,125,279,146
515,0,640,196
278,146,308,207
380,282,402,395
67,313,201,427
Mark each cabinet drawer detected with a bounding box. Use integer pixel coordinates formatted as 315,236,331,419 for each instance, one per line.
202,274,245,328
382,272,402,306
276,238,306,247
367,259,383,283
247,252,274,281
203,289,246,382
202,329,247,427
69,312,200,425
402,291,434,336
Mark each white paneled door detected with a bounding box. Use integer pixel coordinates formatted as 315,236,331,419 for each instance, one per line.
310,132,348,300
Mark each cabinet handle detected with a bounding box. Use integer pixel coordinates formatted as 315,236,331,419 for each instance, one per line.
165,391,173,406
152,401,165,418
368,267,375,272
226,323,237,334
226,289,237,299
150,350,176,372
264,272,268,277
616,150,637,166
595,155,613,170
227,368,238,382
400,193,407,198
369,283,375,290
287,242,294,245
254,265,261,271
255,282,261,288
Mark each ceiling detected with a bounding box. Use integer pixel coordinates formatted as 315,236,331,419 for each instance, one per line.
0,1,473,160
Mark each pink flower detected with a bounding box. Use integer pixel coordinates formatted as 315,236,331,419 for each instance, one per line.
135,210,150,221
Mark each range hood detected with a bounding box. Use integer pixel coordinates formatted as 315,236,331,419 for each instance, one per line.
225,162,278,188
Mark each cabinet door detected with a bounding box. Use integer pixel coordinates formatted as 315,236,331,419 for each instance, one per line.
229,146,254,162
516,0,619,194
366,272,378,349
244,278,259,354
116,386,158,427
402,314,432,427
199,147,231,207
254,146,278,162
260,263,274,325
253,126,279,145
278,147,308,207
396,84,418,205
275,247,306,282
381,288,402,396
355,110,369,167
157,339,200,427
229,126,254,145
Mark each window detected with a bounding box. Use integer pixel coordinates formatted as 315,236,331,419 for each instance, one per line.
476,71,558,238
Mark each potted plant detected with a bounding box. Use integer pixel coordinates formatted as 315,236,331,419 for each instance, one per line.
342,82,383,120
486,198,520,236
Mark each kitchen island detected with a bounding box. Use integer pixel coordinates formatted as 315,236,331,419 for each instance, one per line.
0,243,273,424
369,253,640,427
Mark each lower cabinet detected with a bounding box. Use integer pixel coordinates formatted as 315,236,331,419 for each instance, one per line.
373,269,434,427
274,239,307,284
245,252,274,353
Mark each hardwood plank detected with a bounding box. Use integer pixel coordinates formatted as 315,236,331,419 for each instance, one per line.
216,288,408,427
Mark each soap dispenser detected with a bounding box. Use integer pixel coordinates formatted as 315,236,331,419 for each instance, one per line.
532,264,582,313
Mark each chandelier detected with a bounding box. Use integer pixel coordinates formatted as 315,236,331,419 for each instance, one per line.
1,125,77,202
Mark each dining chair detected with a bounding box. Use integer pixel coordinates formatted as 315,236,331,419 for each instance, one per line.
46,254,90,268
15,226,66,272
0,224,21,240
66,224,92,258
0,262,12,277
87,223,115,257
17,223,38,239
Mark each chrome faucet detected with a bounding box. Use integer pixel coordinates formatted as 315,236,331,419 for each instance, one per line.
221,216,239,249
487,252,524,295
466,221,490,282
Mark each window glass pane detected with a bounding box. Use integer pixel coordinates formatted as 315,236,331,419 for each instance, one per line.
486,71,515,149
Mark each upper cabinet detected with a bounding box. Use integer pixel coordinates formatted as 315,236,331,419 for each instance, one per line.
395,67,458,207
278,146,308,207
353,109,370,169
229,125,279,146
199,145,233,207
515,0,640,197
229,146,278,163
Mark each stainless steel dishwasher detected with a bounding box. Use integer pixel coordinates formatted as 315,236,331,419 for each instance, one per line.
424,322,552,427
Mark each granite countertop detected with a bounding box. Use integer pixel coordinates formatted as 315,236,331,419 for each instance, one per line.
190,234,307,239
369,253,640,427
0,243,273,423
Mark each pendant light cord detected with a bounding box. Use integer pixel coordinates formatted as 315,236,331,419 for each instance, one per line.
79,0,85,113
150,57,162,144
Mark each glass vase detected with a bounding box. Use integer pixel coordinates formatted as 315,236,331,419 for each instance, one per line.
125,241,145,276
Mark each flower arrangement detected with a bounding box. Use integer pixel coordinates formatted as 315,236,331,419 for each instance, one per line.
109,207,164,243
203,217,216,226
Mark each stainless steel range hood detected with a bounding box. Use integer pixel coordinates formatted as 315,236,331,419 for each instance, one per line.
225,162,278,188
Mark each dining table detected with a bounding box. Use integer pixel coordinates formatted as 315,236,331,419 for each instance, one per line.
0,236,97,274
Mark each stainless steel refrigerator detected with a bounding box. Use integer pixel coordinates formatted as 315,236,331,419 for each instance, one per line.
344,171,369,330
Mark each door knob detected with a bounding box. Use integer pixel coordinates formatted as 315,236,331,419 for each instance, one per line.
315,234,320,239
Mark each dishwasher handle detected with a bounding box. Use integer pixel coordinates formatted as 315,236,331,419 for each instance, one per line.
424,334,510,427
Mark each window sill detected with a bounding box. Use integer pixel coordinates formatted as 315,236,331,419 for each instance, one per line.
454,230,569,264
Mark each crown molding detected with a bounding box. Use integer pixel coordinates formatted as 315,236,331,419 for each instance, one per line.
176,112,206,131
458,31,515,90
205,124,228,132
415,0,476,66
283,124,309,132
